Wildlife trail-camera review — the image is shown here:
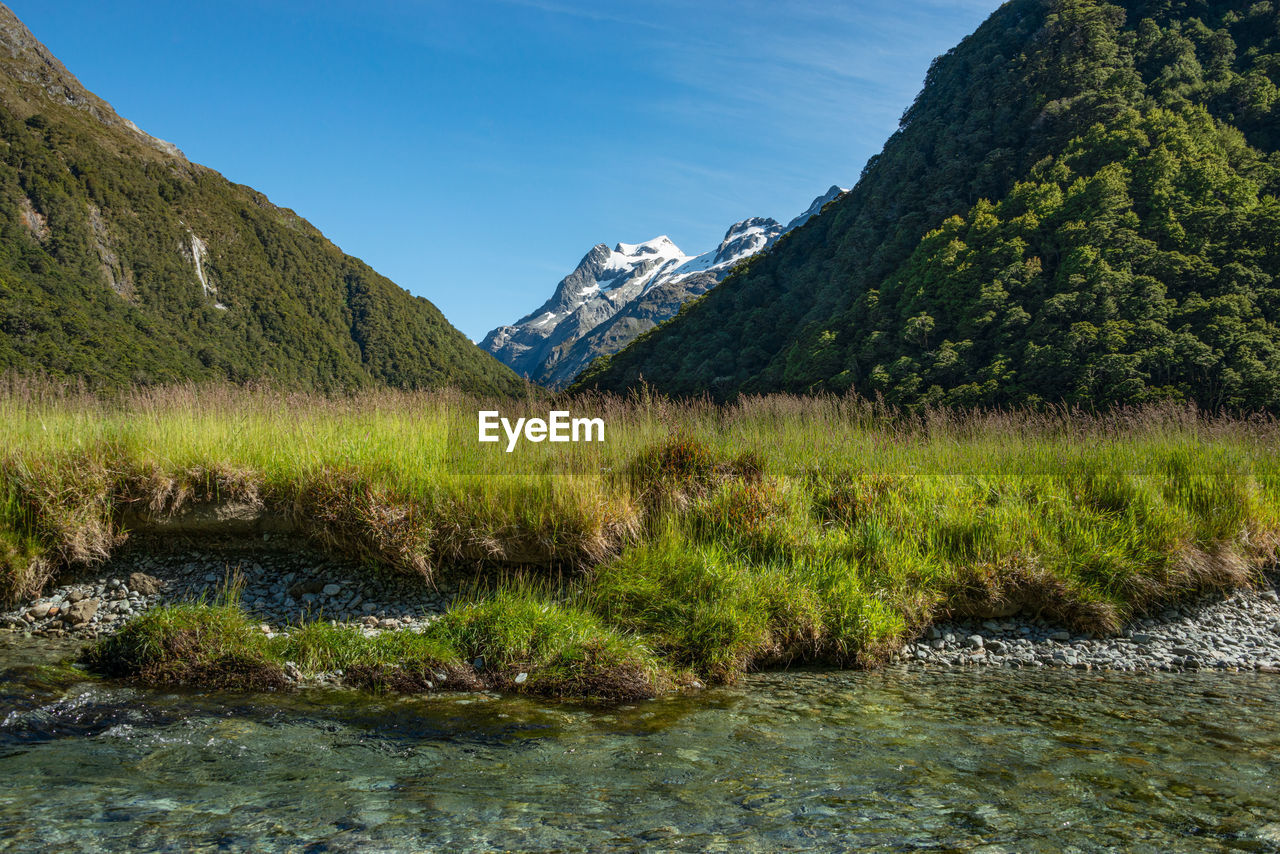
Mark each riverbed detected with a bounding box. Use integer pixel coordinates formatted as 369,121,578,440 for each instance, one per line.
1,635,1277,852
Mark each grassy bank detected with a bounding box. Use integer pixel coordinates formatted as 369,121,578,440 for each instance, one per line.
84,584,672,700
4,381,1279,697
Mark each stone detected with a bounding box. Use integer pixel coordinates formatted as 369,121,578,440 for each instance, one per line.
514,672,528,685
25,603,50,620
1253,823,1280,844
128,572,163,596
322,584,342,596
64,599,99,626
966,635,984,649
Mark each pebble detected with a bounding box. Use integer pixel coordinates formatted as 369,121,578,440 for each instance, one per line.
8,550,1280,679
891,576,1280,674
0,544,456,641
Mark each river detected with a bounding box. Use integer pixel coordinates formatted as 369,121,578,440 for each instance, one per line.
1,634,1277,852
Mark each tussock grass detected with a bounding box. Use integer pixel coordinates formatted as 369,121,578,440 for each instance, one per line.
86,584,667,701
84,593,286,691
428,585,668,699
7,379,1280,697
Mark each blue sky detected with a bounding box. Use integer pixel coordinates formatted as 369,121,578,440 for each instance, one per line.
9,0,999,340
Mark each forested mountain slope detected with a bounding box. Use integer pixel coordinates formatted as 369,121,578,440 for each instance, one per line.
0,5,522,394
577,0,1280,410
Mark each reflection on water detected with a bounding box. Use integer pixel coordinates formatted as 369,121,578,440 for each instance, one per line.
1,634,1278,852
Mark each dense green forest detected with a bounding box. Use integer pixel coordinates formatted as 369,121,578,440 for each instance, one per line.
0,7,522,394
577,0,1280,410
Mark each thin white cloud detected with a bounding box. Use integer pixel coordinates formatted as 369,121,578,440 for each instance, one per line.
488,0,671,30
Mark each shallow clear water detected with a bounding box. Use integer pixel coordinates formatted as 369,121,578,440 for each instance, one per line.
2,635,1278,853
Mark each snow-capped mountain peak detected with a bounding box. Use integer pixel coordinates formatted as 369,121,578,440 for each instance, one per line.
670,216,785,282
595,236,689,290
615,235,679,256
481,185,849,386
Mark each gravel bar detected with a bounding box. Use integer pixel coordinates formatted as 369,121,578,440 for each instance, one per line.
1,539,457,641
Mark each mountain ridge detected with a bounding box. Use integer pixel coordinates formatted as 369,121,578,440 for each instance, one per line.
483,186,845,387
0,3,523,395
576,0,1280,411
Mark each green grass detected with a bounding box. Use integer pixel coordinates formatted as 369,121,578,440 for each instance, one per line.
85,583,668,700
6,381,1280,697
85,596,285,691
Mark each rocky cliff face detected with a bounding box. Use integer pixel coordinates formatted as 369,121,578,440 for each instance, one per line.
482,187,846,387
